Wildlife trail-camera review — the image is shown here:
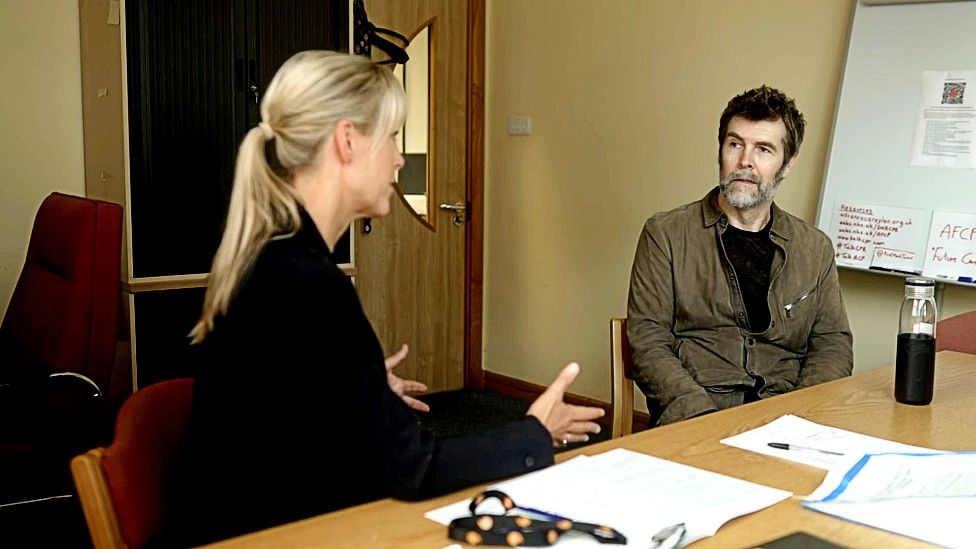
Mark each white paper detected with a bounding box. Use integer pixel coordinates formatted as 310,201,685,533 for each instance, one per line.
425,448,791,548
806,497,976,549
910,70,976,169
826,202,926,272
720,414,936,470
922,210,976,281
423,455,596,525
803,452,976,549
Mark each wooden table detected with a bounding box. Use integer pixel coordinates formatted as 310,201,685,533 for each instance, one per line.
206,351,976,548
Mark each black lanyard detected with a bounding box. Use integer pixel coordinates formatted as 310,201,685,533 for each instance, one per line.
448,489,627,546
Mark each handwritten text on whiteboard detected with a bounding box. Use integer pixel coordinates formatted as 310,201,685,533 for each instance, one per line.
827,202,925,273
922,211,976,279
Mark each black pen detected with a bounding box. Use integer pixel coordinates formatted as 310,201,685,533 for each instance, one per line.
767,442,844,456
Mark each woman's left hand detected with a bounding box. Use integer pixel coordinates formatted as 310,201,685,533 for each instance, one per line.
527,363,604,447
386,343,430,412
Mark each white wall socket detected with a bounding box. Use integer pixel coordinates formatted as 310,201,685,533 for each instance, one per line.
507,115,532,136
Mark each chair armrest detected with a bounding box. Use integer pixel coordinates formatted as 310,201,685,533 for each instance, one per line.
44,372,111,453
72,448,126,549
48,372,103,400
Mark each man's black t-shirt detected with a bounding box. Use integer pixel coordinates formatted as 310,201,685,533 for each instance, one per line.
722,219,776,333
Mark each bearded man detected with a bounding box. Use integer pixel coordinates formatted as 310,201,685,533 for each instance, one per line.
627,85,853,427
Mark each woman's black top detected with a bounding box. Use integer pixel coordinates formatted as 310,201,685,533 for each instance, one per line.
170,210,553,545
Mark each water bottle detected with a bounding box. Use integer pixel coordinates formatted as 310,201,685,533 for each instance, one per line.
894,277,937,405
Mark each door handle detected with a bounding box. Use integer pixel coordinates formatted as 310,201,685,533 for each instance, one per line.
438,202,467,226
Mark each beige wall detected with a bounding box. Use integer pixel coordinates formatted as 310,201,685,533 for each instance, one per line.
0,1,86,319
483,0,976,404
4,1,976,401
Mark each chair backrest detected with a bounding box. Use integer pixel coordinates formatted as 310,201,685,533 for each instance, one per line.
71,378,194,549
610,318,634,438
0,192,123,394
936,311,976,354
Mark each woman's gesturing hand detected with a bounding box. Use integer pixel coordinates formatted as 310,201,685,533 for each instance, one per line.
385,344,430,412
527,363,604,447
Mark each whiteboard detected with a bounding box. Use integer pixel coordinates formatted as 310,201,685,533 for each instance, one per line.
815,0,976,286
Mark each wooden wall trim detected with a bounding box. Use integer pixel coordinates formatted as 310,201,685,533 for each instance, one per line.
483,371,651,432
123,274,209,293
78,0,126,206
464,0,486,390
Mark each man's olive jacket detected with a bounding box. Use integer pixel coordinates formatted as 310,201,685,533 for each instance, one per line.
627,188,853,426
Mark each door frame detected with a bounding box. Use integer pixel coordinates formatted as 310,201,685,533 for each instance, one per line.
464,0,486,390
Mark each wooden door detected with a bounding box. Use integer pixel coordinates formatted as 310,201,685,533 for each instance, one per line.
354,0,481,392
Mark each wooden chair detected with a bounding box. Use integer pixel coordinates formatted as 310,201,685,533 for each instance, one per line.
610,318,635,438
71,378,193,549
937,311,976,355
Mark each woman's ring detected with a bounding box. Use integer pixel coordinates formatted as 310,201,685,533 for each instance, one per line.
561,438,569,447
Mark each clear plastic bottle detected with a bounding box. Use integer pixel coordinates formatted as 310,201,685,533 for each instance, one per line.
894,277,937,405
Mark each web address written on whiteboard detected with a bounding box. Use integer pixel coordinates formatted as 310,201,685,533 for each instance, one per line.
827,202,976,284
828,202,924,274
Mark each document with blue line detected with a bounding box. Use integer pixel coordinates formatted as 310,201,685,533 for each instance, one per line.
804,452,976,549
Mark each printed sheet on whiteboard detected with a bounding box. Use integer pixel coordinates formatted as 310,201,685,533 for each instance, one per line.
910,70,976,170
827,202,927,273
922,210,976,281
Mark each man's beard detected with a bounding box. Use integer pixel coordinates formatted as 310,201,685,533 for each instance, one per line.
718,169,784,210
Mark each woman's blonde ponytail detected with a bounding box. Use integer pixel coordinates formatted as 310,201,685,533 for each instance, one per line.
189,50,405,343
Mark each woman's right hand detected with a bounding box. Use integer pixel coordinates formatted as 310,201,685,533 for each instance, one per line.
527,363,604,447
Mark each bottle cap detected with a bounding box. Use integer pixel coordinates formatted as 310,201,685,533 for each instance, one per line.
905,277,935,287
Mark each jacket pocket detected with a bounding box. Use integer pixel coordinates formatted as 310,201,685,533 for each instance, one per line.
778,285,818,349
783,286,817,318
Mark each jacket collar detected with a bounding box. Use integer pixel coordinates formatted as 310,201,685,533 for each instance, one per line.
273,204,336,259
701,186,793,241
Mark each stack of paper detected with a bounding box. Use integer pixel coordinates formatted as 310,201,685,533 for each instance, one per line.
426,448,791,548
804,452,976,549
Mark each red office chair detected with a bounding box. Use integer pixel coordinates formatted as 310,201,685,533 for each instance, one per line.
72,378,194,549
936,311,976,355
0,192,124,504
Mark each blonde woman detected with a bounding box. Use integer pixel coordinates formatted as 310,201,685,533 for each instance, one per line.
172,51,602,545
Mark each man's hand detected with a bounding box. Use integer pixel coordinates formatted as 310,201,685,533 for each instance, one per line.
527,363,604,446
385,344,430,412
